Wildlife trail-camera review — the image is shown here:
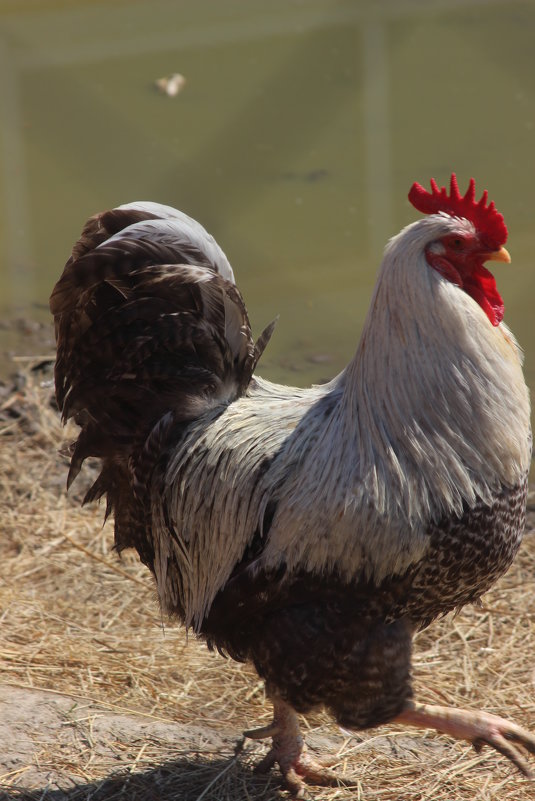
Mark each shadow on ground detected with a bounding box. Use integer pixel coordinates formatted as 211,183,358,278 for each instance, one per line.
0,752,287,801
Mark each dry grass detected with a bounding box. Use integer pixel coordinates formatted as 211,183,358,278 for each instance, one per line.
1,359,535,801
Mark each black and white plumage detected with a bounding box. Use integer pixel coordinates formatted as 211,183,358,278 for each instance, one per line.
50,184,534,795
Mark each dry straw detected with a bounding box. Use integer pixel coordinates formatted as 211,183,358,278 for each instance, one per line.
1,360,534,801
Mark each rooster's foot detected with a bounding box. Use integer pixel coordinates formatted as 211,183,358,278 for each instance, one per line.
396,701,535,777
244,698,339,797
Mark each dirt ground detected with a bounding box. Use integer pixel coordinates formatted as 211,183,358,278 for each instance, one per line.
1,327,535,801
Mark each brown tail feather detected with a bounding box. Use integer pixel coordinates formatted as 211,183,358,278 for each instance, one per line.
51,204,272,560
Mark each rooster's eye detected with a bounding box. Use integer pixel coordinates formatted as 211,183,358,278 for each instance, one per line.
440,235,467,252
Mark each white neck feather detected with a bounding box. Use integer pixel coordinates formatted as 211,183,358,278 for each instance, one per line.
344,217,531,524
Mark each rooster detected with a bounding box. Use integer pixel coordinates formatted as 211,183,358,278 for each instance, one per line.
50,176,535,795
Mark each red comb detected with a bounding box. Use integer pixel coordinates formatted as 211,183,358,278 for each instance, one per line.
408,173,507,247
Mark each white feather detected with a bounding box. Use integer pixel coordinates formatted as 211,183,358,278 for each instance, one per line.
108,202,235,283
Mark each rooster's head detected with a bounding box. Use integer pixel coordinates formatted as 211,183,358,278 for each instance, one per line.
408,174,510,326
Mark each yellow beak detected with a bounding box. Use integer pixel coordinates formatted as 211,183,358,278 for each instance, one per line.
486,245,511,263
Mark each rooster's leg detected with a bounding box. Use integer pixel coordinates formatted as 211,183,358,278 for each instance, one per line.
244,696,338,797
395,701,535,776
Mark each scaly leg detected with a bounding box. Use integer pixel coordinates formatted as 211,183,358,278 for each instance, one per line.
244,696,338,797
395,701,535,776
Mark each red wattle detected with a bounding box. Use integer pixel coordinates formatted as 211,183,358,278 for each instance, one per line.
463,263,504,326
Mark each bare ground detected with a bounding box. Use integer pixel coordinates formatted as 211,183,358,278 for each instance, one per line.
1,353,535,801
